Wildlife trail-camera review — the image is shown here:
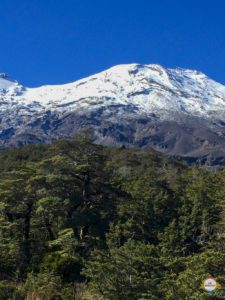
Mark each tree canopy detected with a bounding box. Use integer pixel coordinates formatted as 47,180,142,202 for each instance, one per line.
0,139,225,299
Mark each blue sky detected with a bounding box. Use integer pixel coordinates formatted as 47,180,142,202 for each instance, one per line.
0,0,225,86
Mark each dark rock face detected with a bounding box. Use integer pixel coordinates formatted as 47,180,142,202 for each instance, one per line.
2,105,225,167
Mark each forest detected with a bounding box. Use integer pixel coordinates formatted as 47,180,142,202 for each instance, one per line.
0,136,225,299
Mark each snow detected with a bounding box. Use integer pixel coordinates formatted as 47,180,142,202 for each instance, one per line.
1,64,225,120
0,74,19,91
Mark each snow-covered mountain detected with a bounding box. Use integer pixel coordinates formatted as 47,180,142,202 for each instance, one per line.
1,64,225,166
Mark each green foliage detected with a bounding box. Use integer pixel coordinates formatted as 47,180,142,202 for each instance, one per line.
84,240,164,300
21,271,74,300
0,138,225,299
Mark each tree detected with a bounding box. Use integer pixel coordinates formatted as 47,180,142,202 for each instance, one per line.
84,240,165,300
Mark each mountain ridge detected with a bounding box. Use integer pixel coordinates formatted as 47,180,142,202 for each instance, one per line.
1,63,225,166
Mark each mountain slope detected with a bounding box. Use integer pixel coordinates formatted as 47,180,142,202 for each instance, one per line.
1,64,225,165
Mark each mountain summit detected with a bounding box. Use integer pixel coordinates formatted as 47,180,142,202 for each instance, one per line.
2,64,225,117
1,64,225,165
